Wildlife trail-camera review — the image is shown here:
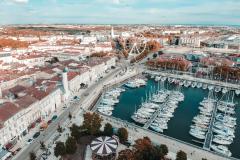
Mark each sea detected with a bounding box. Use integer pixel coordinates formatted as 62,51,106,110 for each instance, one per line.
111,78,240,159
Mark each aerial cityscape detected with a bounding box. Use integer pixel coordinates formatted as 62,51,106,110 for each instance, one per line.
0,0,240,160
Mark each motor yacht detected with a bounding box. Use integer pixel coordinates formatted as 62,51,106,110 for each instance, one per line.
184,81,191,87
189,131,205,140
215,86,222,93
208,85,214,90
191,82,197,88
212,137,232,145
222,88,228,94
202,84,208,89
155,76,161,81
211,144,232,157
179,81,184,86
235,90,240,95
196,83,202,88
213,127,234,137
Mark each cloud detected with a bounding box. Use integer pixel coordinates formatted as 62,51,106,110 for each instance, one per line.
0,0,239,25
7,0,29,4
112,0,120,4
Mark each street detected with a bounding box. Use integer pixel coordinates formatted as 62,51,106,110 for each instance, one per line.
13,66,124,160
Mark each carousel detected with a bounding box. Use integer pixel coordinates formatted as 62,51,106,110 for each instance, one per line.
90,136,118,160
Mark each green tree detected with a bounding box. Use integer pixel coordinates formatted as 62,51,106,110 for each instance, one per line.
68,112,72,120
65,136,77,155
103,123,113,136
57,125,63,133
54,141,66,158
70,123,81,142
40,141,46,151
154,145,164,159
159,144,168,156
29,151,36,160
176,150,187,160
82,112,103,135
117,128,128,143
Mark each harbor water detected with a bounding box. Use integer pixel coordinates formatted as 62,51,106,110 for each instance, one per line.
111,79,240,159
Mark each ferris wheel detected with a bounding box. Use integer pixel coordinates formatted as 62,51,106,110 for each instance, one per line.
119,34,147,58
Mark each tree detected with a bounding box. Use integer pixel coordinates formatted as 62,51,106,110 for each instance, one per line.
176,150,187,160
133,137,156,160
70,124,81,142
65,136,77,155
116,137,171,160
117,128,128,143
103,123,113,136
68,112,72,120
40,141,46,151
117,149,135,160
29,151,36,160
82,112,103,135
154,145,164,159
57,125,63,133
0,38,29,49
159,144,168,156
54,141,66,158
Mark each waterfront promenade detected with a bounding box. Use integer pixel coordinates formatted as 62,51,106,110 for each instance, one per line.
145,70,240,90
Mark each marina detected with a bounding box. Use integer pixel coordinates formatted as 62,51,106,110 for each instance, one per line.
94,74,240,159
145,70,240,95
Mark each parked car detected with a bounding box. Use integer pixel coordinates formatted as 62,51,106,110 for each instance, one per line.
12,147,22,155
16,147,22,152
51,115,58,121
33,132,40,139
73,96,79,100
27,138,34,144
6,155,13,160
47,120,52,125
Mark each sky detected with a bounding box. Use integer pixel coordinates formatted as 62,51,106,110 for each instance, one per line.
0,0,239,25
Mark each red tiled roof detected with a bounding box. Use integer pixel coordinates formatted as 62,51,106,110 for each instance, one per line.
15,95,38,108
25,83,57,100
9,85,26,94
200,57,235,66
51,75,61,82
67,72,78,81
43,69,55,74
0,102,21,122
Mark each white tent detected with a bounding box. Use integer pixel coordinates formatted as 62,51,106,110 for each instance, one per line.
90,136,118,156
